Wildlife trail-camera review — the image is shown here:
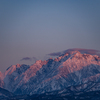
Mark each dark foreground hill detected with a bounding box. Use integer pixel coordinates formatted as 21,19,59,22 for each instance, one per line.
1,84,100,100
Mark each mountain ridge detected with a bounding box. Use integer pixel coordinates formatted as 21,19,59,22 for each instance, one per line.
0,49,100,95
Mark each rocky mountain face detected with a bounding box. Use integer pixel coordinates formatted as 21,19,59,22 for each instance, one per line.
28,84,100,100
0,50,100,95
0,87,14,100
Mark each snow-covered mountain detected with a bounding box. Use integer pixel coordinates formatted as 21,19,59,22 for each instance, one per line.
0,49,100,95
0,87,14,99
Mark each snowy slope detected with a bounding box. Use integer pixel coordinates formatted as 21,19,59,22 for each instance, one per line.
1,50,100,95
0,87,14,99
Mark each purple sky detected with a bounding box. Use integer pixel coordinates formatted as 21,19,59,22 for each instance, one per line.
0,0,100,72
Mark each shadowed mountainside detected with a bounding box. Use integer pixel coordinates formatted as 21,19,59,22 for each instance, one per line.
0,49,100,96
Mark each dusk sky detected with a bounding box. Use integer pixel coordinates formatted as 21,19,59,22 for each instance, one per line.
0,0,100,72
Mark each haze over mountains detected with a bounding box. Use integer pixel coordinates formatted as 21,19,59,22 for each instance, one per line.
0,48,100,99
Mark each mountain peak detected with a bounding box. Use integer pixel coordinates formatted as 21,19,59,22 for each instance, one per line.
0,48,100,95
68,50,81,55
48,48,100,57
35,60,42,64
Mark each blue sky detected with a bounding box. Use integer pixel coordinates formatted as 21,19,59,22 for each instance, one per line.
0,0,100,72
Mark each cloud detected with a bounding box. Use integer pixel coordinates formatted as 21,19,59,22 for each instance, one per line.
63,48,100,55
20,57,32,61
20,57,37,62
48,48,100,57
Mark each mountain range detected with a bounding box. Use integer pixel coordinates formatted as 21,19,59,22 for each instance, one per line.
0,49,100,99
